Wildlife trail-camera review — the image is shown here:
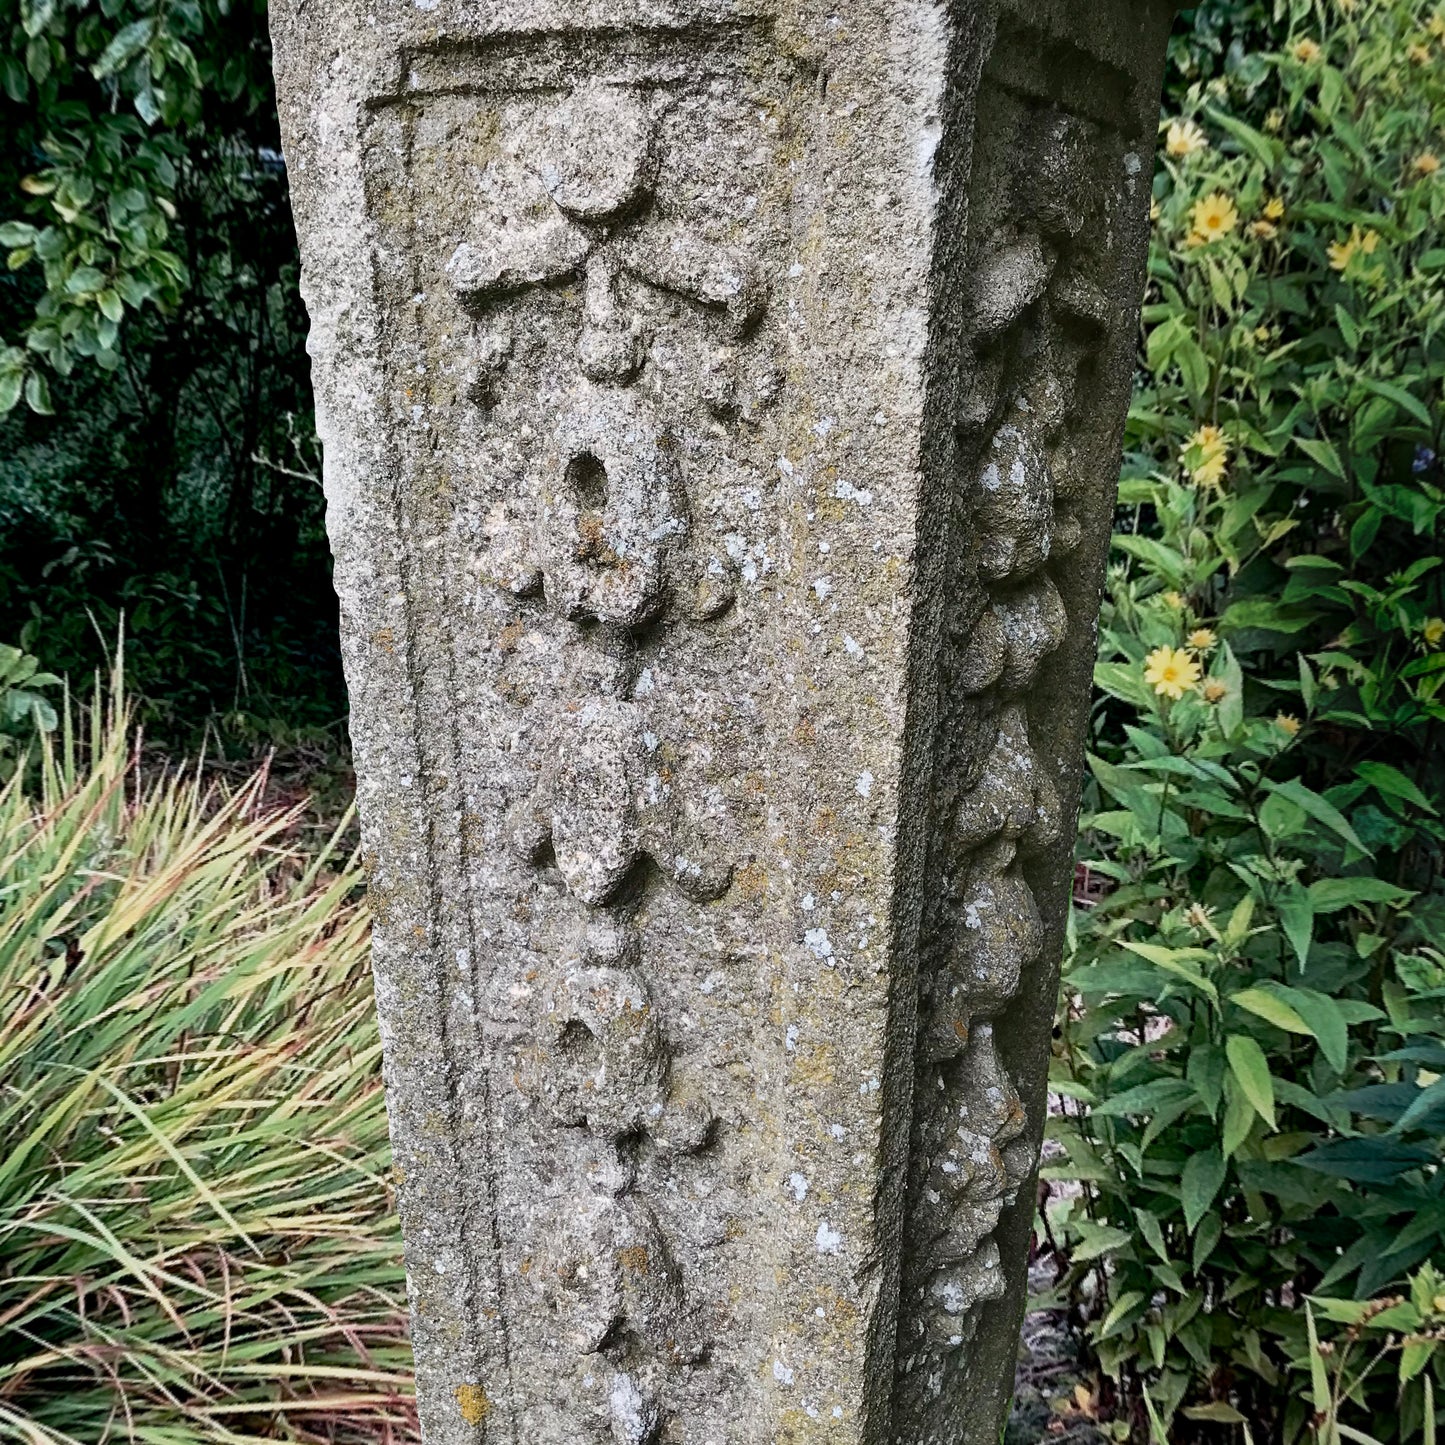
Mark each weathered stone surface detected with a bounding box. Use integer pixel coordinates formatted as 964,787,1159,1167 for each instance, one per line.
269,2,1176,1439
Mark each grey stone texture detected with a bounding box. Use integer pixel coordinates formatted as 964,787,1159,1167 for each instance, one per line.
269,2,1176,1439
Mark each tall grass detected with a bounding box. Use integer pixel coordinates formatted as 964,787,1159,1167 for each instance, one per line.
0,686,413,1443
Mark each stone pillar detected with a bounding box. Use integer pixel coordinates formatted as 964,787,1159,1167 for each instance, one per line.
270,3,1176,1440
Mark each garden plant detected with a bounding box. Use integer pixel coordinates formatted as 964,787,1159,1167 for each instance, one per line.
1046,1,1445,1440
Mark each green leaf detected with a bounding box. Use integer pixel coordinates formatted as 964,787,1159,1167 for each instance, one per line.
1356,375,1433,429
1297,435,1345,479
1184,1404,1249,1424
23,371,53,415
1231,986,1310,1035
1309,876,1413,912
1134,1207,1169,1264
1277,885,1315,971
1227,1035,1276,1130
1272,986,1352,1074
93,18,156,80
1401,1337,1436,1386
1192,1211,1222,1271
1393,1077,1445,1136
1355,761,1436,813
1098,1289,1146,1340
1118,941,1219,1003
1070,1223,1135,1263
1091,1078,1196,1119
1264,778,1372,857
1181,1147,1225,1234
1297,1138,1435,1183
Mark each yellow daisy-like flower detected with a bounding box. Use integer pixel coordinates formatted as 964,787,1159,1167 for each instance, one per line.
1166,118,1210,159
1181,424,1230,489
1292,38,1324,64
1254,324,1274,345
1188,191,1239,247
1275,713,1303,737
1202,678,1229,704
1188,628,1218,653
1145,646,1202,701
1408,41,1433,64
1265,109,1285,133
1162,590,1186,611
1416,152,1442,176
1264,196,1286,221
1249,220,1279,241
1424,617,1445,648
1329,226,1382,271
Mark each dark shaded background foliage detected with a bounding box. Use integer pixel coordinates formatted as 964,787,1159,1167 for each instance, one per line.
0,0,341,749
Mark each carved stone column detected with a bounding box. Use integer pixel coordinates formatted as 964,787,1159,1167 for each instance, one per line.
270,3,1176,1440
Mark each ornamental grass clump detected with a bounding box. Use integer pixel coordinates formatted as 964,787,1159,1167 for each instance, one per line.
0,686,412,1443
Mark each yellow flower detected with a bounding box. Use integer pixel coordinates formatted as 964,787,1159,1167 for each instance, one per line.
1328,226,1380,272
1275,713,1303,737
1416,152,1442,176
1408,41,1433,64
1188,628,1218,653
1253,325,1274,345
1265,109,1285,133
1293,38,1324,64
1145,646,1202,701
1337,0,1357,11
1166,118,1210,159
1163,590,1186,610
1188,191,1239,246
1249,220,1279,241
1202,678,1229,704
1181,424,1230,489
1424,617,1445,648
1264,196,1286,220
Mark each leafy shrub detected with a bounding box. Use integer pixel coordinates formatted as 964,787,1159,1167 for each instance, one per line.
0,0,343,745
1300,1266,1443,1445
1045,1,1445,1439
0,628,57,774
0,687,412,1442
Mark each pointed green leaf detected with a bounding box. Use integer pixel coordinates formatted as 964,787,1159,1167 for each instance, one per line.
1181,1147,1226,1234
1227,1035,1276,1129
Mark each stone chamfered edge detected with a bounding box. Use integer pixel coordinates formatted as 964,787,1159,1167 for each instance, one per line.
268,2,1179,1442
890,6,1182,1441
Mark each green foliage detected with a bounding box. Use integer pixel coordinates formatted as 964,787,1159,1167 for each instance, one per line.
0,685,411,1441
0,0,343,744
0,625,57,773
1046,1,1445,1439
1303,1267,1445,1444
0,0,274,399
